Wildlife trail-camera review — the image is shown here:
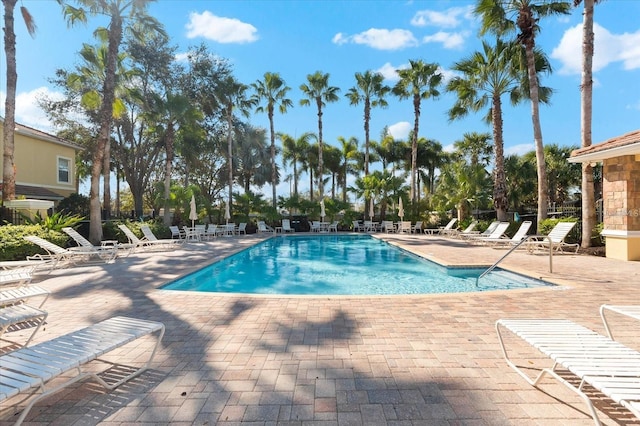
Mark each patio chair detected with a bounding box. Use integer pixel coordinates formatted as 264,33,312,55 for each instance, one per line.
141,225,185,246
448,221,478,239
61,227,125,259
397,221,412,234
117,224,181,252
310,221,321,232
328,221,339,232
381,221,395,233
352,221,362,232
257,221,274,233
468,222,510,244
459,221,498,240
282,219,295,233
411,221,424,234
169,226,185,240
482,221,532,247
437,218,458,235
24,235,113,265
237,222,247,235
526,221,579,253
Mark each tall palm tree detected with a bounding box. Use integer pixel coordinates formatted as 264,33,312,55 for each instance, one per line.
235,125,270,193
346,70,390,176
60,0,164,243
447,38,552,221
217,76,256,211
337,136,359,203
392,60,442,203
251,72,293,208
475,0,571,227
280,131,314,198
299,71,340,199
2,0,36,202
574,0,600,248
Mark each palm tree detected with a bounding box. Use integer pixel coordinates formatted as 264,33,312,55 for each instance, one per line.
574,0,600,248
475,0,571,227
346,70,390,176
299,71,340,199
251,72,293,208
235,125,270,193
60,0,164,243
217,76,257,211
337,136,359,203
2,0,36,202
447,38,553,221
280,132,315,199
392,60,442,203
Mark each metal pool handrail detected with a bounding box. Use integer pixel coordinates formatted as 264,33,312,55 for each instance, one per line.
476,235,553,284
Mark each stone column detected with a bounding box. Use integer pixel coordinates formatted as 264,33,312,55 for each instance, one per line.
601,154,640,261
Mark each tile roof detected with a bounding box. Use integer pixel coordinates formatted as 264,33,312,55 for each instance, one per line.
570,129,640,160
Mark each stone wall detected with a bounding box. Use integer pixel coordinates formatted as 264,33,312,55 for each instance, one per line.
603,154,640,232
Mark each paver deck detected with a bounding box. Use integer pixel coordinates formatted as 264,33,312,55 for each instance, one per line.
1,232,638,425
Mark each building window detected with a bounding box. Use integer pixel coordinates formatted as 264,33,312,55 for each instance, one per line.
57,157,71,184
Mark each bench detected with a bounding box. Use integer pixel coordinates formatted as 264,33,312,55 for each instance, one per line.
0,316,165,425
496,318,640,425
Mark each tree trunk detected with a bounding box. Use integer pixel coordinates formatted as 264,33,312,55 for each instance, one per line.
102,137,111,219
492,94,508,221
525,42,548,228
411,94,421,203
581,0,596,248
89,15,122,244
227,109,233,213
364,100,370,176
316,98,324,199
269,106,277,208
163,124,174,226
2,0,18,202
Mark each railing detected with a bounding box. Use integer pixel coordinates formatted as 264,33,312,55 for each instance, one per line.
476,235,554,285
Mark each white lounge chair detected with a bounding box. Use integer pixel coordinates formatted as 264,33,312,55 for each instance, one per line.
496,318,640,424
24,235,112,265
0,316,164,425
61,227,124,259
483,221,532,247
117,224,181,252
0,276,50,349
469,222,510,244
281,219,295,233
437,218,458,235
448,221,478,239
526,221,579,253
600,304,640,340
257,221,274,233
237,222,247,235
411,221,424,234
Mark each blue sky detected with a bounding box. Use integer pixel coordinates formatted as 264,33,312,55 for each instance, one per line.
2,0,640,197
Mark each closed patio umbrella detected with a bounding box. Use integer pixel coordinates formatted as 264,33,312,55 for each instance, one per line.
189,195,198,227
320,199,326,221
398,197,404,219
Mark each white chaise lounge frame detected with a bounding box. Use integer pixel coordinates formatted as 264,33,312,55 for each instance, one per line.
0,316,165,425
496,318,640,425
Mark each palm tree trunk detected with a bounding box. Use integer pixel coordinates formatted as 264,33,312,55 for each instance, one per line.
492,94,508,221
364,100,370,176
163,125,174,226
89,15,122,244
316,100,324,199
102,138,111,219
411,94,421,203
581,0,596,248
269,107,277,208
227,109,234,212
525,43,548,227
2,0,18,202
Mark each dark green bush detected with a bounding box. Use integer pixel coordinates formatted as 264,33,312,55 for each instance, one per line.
0,224,69,261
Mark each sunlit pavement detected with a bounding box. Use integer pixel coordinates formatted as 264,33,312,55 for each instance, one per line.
1,232,639,425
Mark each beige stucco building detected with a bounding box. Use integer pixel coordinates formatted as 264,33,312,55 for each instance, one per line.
0,119,83,203
570,129,640,261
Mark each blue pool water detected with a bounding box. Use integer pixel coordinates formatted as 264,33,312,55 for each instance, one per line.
161,235,552,295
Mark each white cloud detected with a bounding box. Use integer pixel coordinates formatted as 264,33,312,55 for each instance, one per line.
442,143,455,153
505,143,534,157
174,52,190,62
438,66,460,84
388,121,411,140
551,23,640,75
410,6,474,28
332,28,418,50
376,62,409,82
0,87,63,132
186,11,258,44
422,31,467,50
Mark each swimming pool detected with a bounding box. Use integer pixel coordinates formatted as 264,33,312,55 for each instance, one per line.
161,234,552,295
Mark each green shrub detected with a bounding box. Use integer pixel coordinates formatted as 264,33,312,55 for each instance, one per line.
22,211,84,231
0,224,69,261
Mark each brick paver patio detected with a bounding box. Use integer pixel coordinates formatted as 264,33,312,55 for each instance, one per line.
1,233,638,425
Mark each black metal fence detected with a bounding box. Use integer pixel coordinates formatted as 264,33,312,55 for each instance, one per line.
0,206,25,225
